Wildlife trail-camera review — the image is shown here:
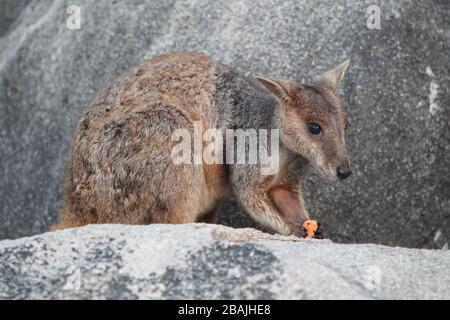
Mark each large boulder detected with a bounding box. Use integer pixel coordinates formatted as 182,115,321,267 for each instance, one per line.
0,224,449,299
0,0,449,248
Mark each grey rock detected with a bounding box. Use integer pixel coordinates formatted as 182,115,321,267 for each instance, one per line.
0,224,449,299
0,0,449,248
0,0,31,37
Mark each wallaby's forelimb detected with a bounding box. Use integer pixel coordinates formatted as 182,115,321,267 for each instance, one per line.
269,186,309,224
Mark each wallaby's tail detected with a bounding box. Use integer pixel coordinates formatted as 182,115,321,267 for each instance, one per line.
48,222,69,232
48,208,81,232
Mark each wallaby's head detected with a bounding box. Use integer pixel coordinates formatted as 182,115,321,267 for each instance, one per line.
257,61,351,180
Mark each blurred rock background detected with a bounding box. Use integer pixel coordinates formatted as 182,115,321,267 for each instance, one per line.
0,0,449,248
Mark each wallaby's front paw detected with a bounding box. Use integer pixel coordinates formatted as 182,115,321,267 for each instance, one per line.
286,219,307,238
292,226,308,238
287,219,322,239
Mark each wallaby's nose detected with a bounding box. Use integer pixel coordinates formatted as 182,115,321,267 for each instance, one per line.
337,165,352,180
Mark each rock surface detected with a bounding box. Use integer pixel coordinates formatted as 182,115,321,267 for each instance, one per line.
0,224,449,299
0,0,449,248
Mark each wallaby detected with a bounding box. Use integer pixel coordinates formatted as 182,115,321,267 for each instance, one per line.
52,51,351,238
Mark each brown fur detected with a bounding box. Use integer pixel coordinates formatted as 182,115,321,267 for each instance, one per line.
52,52,351,237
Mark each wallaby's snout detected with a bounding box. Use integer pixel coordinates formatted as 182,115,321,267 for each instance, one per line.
337,161,351,180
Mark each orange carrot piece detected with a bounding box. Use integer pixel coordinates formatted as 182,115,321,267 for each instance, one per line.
303,220,318,238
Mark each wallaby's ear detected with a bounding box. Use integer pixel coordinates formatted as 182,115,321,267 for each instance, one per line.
314,60,350,93
256,77,302,102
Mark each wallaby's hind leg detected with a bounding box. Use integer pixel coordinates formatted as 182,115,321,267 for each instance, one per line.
54,102,215,228
146,161,205,224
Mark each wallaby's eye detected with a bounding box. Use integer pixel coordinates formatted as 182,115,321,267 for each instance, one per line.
308,123,322,135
